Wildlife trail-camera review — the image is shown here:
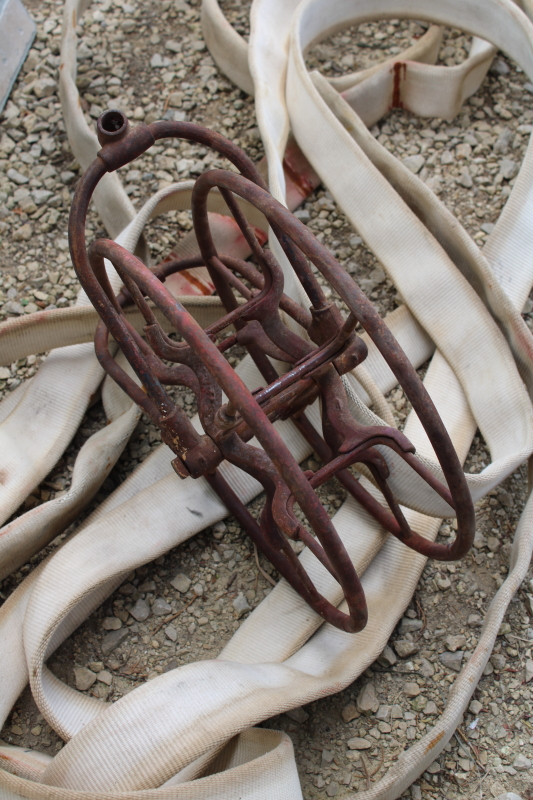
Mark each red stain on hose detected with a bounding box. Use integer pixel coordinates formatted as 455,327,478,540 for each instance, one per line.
425,730,445,752
391,62,407,109
282,140,320,202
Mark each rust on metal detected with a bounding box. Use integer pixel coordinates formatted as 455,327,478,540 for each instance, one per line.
68,109,475,634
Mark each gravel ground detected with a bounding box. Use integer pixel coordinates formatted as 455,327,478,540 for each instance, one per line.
1,2,533,799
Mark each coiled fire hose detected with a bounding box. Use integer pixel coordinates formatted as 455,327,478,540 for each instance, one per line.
2,0,533,797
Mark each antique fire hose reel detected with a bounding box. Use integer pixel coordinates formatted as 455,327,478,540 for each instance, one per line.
68,109,475,634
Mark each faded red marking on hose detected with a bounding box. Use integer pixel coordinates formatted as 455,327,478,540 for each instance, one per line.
282,155,317,201
252,225,267,246
281,138,320,208
391,62,407,109
223,213,268,246
425,730,445,752
163,252,214,296
177,269,213,295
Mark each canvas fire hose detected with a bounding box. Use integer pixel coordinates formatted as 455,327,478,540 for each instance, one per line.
2,0,533,798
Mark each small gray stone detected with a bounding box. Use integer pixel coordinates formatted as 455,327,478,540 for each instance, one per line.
326,781,339,797
419,658,435,678
101,627,129,654
341,702,359,723
101,616,122,631
390,704,403,719
170,573,191,593
424,701,438,715
439,651,464,672
513,754,531,771
403,681,420,698
41,138,55,155
402,154,425,174
294,208,310,223
129,598,150,622
150,53,172,68
495,794,525,800
399,618,423,634
490,653,506,671
494,127,513,154
13,223,32,241
32,189,53,205
469,699,483,714
321,748,334,764
491,57,510,76
445,634,466,652
193,583,204,596
499,159,519,180
165,40,182,52
375,705,391,722
481,222,495,235
33,77,57,98
347,737,372,750
232,593,251,617
3,301,25,315
525,659,533,682
377,644,397,667
286,706,309,723
165,625,178,642
13,187,30,201
0,133,15,154
138,580,156,593
411,695,427,712
7,168,29,185
74,667,97,691
60,171,76,184
393,640,419,658
356,682,379,715
369,266,386,285
152,598,172,616
96,670,113,686
498,489,514,508
212,521,227,538
458,167,473,189
456,143,472,159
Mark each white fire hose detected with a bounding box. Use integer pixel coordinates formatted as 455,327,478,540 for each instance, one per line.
2,0,533,797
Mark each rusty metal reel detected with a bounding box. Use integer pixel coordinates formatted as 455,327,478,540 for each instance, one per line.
68,110,475,633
